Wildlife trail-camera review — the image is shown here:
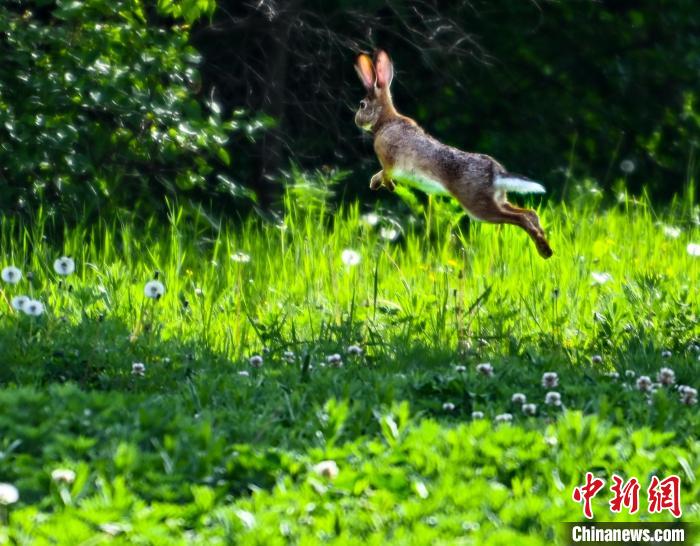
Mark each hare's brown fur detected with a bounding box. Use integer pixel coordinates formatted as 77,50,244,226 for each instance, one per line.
355,51,553,259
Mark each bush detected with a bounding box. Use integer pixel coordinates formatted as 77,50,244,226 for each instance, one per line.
0,0,255,220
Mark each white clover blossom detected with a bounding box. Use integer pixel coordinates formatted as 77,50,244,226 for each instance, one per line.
0,483,19,505
442,402,456,411
347,345,363,356
23,299,44,317
511,393,527,405
471,411,484,420
326,353,343,367
606,371,620,379
494,413,513,423
131,362,146,376
53,256,75,276
361,212,380,226
341,249,361,266
1,266,22,284
545,391,562,406
661,350,672,359
542,372,559,388
590,355,603,365
679,386,697,405
249,355,263,368
238,370,250,377
687,243,700,257
625,369,636,378
663,226,681,239
454,365,467,373
283,350,296,363
522,403,537,416
144,280,165,299
591,272,612,285
636,375,652,392
231,251,251,263
657,367,675,386
51,469,76,484
476,362,494,377
11,295,29,312
312,460,339,480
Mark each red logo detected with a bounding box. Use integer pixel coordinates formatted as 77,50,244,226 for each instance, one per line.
647,475,682,518
572,472,606,519
609,474,640,514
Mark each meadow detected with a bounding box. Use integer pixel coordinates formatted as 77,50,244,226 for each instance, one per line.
0,178,699,545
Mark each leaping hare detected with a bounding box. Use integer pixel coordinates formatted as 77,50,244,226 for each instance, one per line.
354,50,553,259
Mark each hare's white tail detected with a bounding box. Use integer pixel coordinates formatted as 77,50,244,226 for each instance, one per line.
494,174,546,194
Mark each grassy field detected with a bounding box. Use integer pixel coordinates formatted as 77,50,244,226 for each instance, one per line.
0,179,699,544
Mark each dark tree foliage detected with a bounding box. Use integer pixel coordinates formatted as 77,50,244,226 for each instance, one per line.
193,0,700,200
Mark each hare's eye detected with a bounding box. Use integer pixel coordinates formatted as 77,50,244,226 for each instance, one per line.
360,100,368,109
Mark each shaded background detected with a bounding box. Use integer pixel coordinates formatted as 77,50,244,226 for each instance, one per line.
1,0,699,220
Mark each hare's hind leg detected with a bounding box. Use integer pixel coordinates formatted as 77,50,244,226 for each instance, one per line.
479,202,553,259
370,170,396,191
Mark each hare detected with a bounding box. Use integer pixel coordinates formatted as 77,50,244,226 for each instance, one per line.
354,50,553,259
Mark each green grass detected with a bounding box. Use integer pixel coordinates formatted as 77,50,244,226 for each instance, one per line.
0,179,699,544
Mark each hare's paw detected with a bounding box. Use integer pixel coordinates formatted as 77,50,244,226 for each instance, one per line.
384,178,396,191
370,172,384,191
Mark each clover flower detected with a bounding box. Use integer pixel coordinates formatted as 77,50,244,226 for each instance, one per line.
131,362,146,376
361,212,380,226
687,243,700,257
312,460,339,480
661,350,672,359
249,355,263,368
494,413,513,423
231,251,251,263
590,355,603,365
51,469,76,484
545,391,562,406
326,353,343,367
657,367,675,386
542,372,559,388
476,362,494,377
442,402,456,411
522,403,537,416
511,393,527,405
0,483,19,505
471,411,484,420
591,272,612,285
635,375,652,392
347,345,363,356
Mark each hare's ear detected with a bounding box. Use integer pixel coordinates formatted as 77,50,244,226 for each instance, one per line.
355,54,376,92
375,50,393,89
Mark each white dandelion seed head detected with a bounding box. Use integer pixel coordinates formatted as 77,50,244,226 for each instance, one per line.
511,393,527,405
620,159,636,174
1,265,22,284
591,272,612,285
471,411,484,420
347,345,363,356
442,402,456,411
494,413,513,424
657,367,675,386
131,362,145,376
361,212,380,226
545,391,562,406
312,460,339,480
591,355,603,365
663,226,681,239
379,226,400,241
476,362,494,377
51,468,76,484
23,299,44,317
144,280,165,299
53,256,75,276
11,295,29,312
249,355,263,368
231,251,251,263
522,403,537,416
341,249,361,266
0,483,19,505
687,243,700,257
635,375,652,392
542,372,559,388
661,350,672,359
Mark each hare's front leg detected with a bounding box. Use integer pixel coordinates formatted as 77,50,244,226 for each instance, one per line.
370,170,396,191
